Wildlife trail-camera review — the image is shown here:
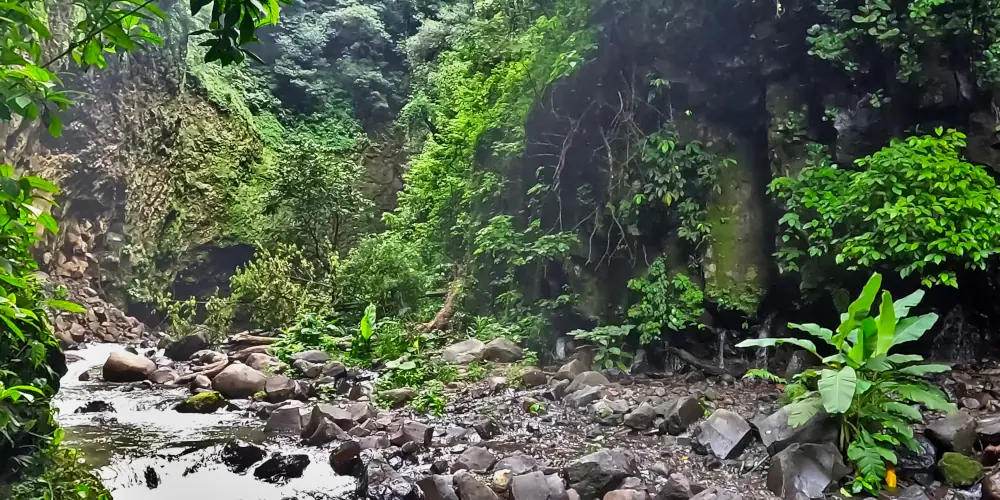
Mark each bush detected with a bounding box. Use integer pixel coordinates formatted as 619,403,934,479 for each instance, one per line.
6,448,111,500
627,259,705,344
338,233,433,315
228,244,334,329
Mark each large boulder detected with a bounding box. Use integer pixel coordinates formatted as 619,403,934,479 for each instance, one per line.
366,458,417,499
329,440,362,475
696,409,752,459
443,339,487,364
253,453,309,483
623,402,658,430
554,359,589,381
654,473,694,500
175,391,228,414
163,332,210,361
246,353,277,372
563,449,635,499
265,401,310,433
418,475,459,500
783,350,816,382
510,471,555,500
382,387,417,408
102,351,156,382
927,411,977,454
566,371,610,393
212,363,266,399
657,397,703,436
391,420,434,447
451,446,497,473
264,375,297,403
754,406,839,454
482,338,524,362
937,452,983,487
220,440,267,473
455,470,500,500
766,443,848,500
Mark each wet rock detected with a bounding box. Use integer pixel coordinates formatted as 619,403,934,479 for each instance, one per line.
564,386,602,408
928,411,977,454
897,485,930,500
246,353,275,372
555,359,588,381
511,471,555,500
766,443,848,500
444,339,487,364
382,387,417,408
149,367,179,384
783,350,816,381
982,471,1000,500
962,397,982,410
78,371,91,382
493,469,513,493
650,462,671,478
688,487,741,500
313,404,356,430
391,420,434,447
302,414,348,446
452,446,497,473
938,452,983,487
322,361,346,378
548,379,571,400
657,397,703,436
290,350,330,364
455,469,500,500
754,406,838,454
163,332,210,362
102,351,156,382
292,359,323,378
74,400,115,413
348,402,375,423
212,363,266,399
175,391,227,414
605,490,646,500
495,453,539,475
265,401,309,433
366,458,416,499
566,371,610,393
978,415,1000,445
253,453,310,483
521,367,548,388
696,409,752,459
624,402,657,430
896,434,937,484
654,473,693,500
418,474,460,500
329,440,362,474
563,449,635,499
472,417,500,440
191,374,212,391
360,435,390,450
483,338,524,362
220,440,266,473
264,375,297,403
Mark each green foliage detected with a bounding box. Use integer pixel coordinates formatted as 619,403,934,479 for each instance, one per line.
408,380,447,416
337,233,434,316
6,447,111,500
568,325,634,372
271,313,346,363
463,361,488,381
627,259,705,344
227,244,334,329
771,129,1000,287
468,316,524,343
742,369,787,384
737,273,956,494
527,401,547,414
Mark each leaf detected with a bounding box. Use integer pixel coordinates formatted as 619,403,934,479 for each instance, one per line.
876,290,895,356
785,394,824,427
889,383,957,412
863,355,892,372
789,323,835,347
893,290,924,318
891,313,938,347
836,273,882,347
897,364,951,376
46,299,84,313
887,354,923,364
885,402,922,422
398,361,417,370
818,367,857,414
735,338,818,356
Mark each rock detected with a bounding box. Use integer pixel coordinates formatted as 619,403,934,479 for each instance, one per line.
253,453,310,483
624,402,658,430
511,471,566,500
650,462,671,478
937,452,983,487
313,404,356,430
359,435,390,450
897,485,930,500
654,473,693,500
265,401,309,433
766,443,848,500
548,379,571,400
688,487,741,500
452,446,497,473
78,371,91,382
657,397,703,436
754,406,838,454
555,359,588,381
302,414,348,446
246,353,275,371
391,420,434,447
928,411,977,454
566,371,610,393
482,338,524,362
455,469,501,500
348,402,375,424
521,368,548,388
292,359,323,378
366,458,416,499
220,440,267,473
696,409,752,459
329,440,362,475
212,363,266,399
783,350,816,382
163,333,210,361
493,469,513,493
983,471,1000,500
896,434,937,484
191,374,212,391
443,339,487,364
564,386,602,408
74,401,115,413
962,397,982,410
382,387,417,408
102,351,156,382
605,490,646,500
418,475,460,500
472,417,500,440
322,361,346,378
264,375,297,403
564,449,635,499
495,453,538,475
175,391,227,414
149,367,179,384
978,415,1000,445
290,350,330,364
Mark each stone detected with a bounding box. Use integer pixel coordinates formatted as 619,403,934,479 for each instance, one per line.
322,361,347,378
452,446,497,473
566,371,610,393
928,411,977,454
482,338,524,362
978,415,1000,445
329,440,362,475
149,367,179,384
982,471,1000,500
754,406,839,454
624,402,658,430
654,473,693,500
896,485,930,500
563,449,635,500
246,353,275,372
443,338,487,364
391,420,434,447
102,351,156,382
74,400,115,413
472,417,501,440
495,453,539,475
220,440,266,473
546,474,569,500
302,415,348,446
521,367,548,388
765,443,848,500
366,458,415,498
554,359,588,381
290,350,330,364
212,363,266,399
418,475,460,500
548,379,571,400
896,434,937,484
657,397,703,436
78,371,91,382
937,452,983,487
264,375,297,403
359,435,390,450
605,491,646,500
564,386,602,408
265,401,309,433
292,359,323,378
163,332,210,362
175,391,228,414
253,453,310,483
313,404,356,430
696,410,752,459
783,350,816,382
455,469,500,500
512,471,554,500
382,387,417,408
191,374,212,391
688,487,741,500
493,469,513,493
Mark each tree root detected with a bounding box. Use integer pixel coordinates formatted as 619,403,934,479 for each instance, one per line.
666,346,731,377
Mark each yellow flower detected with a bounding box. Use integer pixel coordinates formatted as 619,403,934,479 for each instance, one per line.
886,464,897,489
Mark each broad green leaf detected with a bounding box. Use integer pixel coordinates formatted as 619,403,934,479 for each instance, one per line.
875,290,895,356
891,313,938,347
887,353,923,364
785,394,823,427
818,367,857,414
46,299,84,313
736,338,818,356
836,273,882,347
893,290,924,318
889,383,957,412
789,323,835,346
822,353,849,365
863,355,892,372
855,378,872,394
898,364,951,376
885,402,922,422
398,361,417,370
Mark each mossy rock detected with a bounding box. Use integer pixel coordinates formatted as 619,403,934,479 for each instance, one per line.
937,452,983,486
175,391,227,414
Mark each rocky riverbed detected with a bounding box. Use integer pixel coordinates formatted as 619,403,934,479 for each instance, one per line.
55,334,1000,500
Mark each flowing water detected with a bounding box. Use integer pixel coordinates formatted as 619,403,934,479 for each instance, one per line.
54,344,355,499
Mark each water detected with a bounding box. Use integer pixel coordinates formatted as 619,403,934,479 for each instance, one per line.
55,344,356,499
755,313,774,369
717,328,726,369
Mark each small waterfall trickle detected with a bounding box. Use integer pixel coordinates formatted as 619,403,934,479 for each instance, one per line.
755,313,775,369
717,328,726,369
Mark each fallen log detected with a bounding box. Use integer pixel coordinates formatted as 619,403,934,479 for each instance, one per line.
226,335,278,347
665,346,731,377
230,345,271,362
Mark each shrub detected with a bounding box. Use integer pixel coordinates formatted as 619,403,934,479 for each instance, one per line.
338,233,433,315
568,325,634,372
627,259,705,344
228,244,333,329
738,273,956,494
271,313,346,363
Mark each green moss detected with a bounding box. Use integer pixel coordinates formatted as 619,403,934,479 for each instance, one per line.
937,452,983,486
176,391,227,413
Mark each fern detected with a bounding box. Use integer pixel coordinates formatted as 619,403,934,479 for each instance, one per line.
743,369,786,384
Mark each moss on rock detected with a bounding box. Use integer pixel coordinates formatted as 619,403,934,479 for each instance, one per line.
937,452,983,486
175,391,227,414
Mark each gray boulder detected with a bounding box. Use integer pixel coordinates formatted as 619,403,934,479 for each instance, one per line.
348,402,376,424
696,409,752,459
564,386,602,408
604,491,646,500
483,338,524,362
896,434,937,485
554,359,588,381
978,415,1000,445
565,371,610,393
322,361,347,378
563,449,635,499
495,453,539,475
443,339,487,364
624,402,658,430
290,350,330,364
246,353,276,372
264,375,297,403
511,471,551,500
927,411,977,454
689,487,741,500
766,443,848,500
149,367,179,384
212,363,266,399
452,446,497,473
657,397,703,435
455,470,500,500
292,359,323,378
102,351,156,382
391,420,434,447
163,332,210,362
366,458,415,499
382,387,417,408
520,367,548,388
783,350,816,381
265,401,309,433
329,440,362,474
418,475,459,500
301,406,351,445
754,406,839,454
654,473,693,500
